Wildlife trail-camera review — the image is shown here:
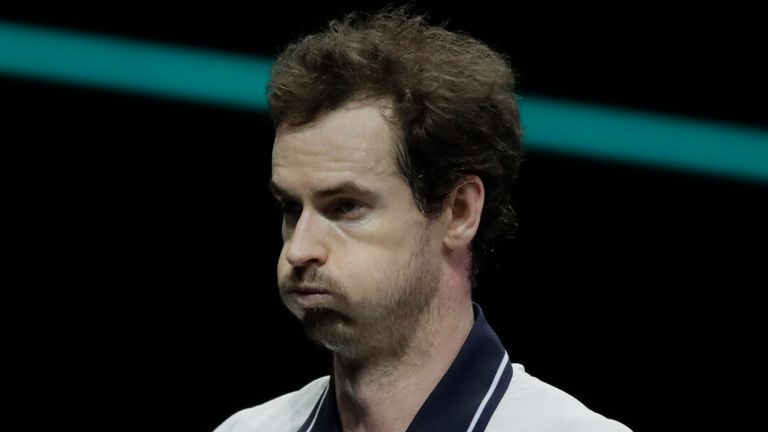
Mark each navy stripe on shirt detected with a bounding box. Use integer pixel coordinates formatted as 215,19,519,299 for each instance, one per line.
303,304,512,432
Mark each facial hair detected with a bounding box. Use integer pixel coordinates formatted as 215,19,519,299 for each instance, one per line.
278,224,440,363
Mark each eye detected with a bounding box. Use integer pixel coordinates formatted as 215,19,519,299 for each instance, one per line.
330,200,366,220
336,201,362,214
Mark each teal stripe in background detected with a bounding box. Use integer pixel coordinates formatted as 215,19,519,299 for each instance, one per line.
1,19,766,183
0,20,271,110
519,97,768,183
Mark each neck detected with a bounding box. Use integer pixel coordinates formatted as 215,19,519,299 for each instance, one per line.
332,295,474,432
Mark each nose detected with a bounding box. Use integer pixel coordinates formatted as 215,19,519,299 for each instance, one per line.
283,209,329,268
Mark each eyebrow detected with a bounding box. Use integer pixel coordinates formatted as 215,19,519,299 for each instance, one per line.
268,180,292,201
268,180,379,202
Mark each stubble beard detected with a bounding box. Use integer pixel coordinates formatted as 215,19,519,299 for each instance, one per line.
296,230,440,364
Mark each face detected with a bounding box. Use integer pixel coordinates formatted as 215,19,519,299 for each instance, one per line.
271,100,444,361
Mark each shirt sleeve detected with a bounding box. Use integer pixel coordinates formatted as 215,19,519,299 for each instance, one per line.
212,409,245,432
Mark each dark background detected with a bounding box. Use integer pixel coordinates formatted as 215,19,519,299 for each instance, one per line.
4,2,765,431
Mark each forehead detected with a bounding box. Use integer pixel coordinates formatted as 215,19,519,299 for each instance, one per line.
271,101,401,188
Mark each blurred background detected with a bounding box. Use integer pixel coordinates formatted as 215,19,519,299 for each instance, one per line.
3,2,765,431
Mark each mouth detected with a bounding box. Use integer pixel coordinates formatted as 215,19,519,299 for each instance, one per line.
290,286,331,295
288,286,334,307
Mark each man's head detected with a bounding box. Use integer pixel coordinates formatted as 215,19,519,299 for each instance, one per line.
269,8,522,360
271,100,446,361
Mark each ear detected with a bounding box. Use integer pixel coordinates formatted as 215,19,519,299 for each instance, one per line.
442,175,485,251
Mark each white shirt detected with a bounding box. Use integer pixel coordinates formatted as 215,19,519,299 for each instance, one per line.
214,305,632,432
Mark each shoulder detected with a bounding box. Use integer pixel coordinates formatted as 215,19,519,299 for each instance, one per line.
486,364,632,432
212,376,330,432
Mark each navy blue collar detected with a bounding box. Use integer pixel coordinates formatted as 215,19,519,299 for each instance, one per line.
298,303,513,432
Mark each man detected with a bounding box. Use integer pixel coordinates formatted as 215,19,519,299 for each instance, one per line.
215,7,632,432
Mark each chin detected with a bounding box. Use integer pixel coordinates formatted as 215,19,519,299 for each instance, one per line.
302,307,350,328
302,309,362,354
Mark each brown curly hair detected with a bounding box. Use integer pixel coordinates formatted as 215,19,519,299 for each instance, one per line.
268,7,523,283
